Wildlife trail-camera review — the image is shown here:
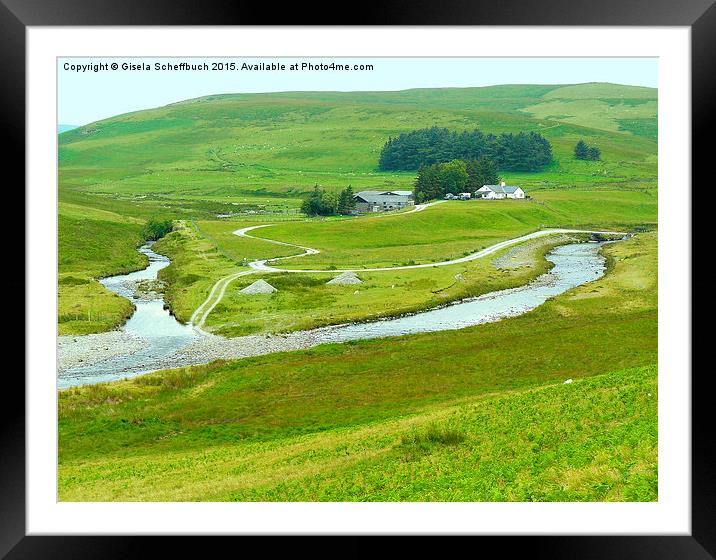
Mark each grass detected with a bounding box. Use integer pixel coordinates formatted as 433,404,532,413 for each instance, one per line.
58,278,136,335
58,203,147,335
58,365,656,502
58,233,657,501
252,192,656,270
141,185,656,335
150,221,246,323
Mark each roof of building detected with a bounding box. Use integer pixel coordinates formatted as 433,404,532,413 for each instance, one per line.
379,190,413,197
481,185,522,194
355,190,413,204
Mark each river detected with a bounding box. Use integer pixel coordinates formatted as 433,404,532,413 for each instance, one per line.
58,239,609,389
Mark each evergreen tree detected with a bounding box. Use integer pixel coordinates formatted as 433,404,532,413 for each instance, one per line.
574,139,589,160
413,163,442,202
301,185,322,216
437,160,468,195
301,184,336,217
337,185,356,215
574,139,601,161
466,156,500,191
414,165,429,203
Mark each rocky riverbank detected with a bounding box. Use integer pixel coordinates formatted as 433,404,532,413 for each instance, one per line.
491,234,576,270
58,331,150,372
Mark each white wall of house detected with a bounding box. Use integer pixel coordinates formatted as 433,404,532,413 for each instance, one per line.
477,185,525,200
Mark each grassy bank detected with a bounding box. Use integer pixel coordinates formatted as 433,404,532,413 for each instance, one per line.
58,233,657,501
151,221,245,323
58,203,147,335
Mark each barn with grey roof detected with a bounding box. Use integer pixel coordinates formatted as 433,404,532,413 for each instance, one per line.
353,190,414,213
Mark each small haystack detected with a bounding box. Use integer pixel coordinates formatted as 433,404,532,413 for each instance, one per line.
326,271,363,285
240,279,278,294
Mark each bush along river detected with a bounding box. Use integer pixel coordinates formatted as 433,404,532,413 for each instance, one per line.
58,239,615,389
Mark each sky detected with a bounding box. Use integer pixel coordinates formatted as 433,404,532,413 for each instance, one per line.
58,57,657,126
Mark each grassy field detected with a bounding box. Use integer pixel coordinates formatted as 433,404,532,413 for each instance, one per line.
253,192,656,269
150,188,656,336
58,233,657,501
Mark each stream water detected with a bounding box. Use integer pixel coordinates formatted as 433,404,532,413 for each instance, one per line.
58,240,608,389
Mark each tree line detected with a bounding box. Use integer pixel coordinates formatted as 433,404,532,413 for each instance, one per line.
378,126,553,172
413,157,500,203
301,185,356,217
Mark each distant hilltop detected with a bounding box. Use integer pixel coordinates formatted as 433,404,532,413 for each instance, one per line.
58,124,79,134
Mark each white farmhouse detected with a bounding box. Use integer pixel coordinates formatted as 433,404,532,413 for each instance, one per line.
475,181,525,200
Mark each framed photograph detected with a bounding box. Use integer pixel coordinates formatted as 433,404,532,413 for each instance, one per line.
5,0,711,554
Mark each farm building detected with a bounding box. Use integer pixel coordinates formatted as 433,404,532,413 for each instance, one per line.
354,190,414,213
475,181,525,200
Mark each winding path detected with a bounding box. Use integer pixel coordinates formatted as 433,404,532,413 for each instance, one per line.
246,227,624,274
189,269,256,330
190,203,625,329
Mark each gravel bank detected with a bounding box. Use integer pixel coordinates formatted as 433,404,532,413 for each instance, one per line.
168,330,322,368
58,331,150,372
492,234,576,270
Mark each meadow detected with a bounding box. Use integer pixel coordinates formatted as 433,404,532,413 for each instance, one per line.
58,234,657,501
58,82,656,200
254,192,656,269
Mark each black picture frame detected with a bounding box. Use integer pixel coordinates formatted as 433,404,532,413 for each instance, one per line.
3,0,710,555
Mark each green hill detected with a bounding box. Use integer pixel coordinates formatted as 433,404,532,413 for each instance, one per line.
59,82,657,203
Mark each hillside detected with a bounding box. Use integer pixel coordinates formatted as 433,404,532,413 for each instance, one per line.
58,82,657,205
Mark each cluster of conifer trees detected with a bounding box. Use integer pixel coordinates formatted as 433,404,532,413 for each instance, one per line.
413,157,500,203
301,185,356,216
573,139,601,160
378,127,553,172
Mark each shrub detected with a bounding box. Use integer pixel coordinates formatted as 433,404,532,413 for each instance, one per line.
142,218,174,241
